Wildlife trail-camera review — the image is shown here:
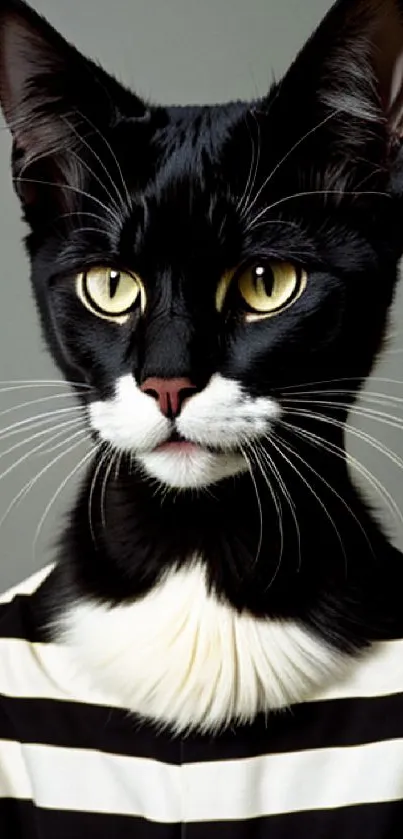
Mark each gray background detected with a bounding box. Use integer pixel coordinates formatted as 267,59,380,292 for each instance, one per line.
0,0,402,589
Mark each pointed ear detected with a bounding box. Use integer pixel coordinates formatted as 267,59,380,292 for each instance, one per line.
0,0,107,159
319,0,403,142
0,0,146,210
0,0,72,135
271,0,403,165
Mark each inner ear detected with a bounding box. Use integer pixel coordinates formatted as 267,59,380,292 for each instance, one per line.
0,3,77,153
271,0,403,147
374,0,403,137
320,0,403,141
0,1,148,215
0,3,97,211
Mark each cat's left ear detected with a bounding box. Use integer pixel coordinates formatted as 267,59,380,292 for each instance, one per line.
325,0,403,142
274,0,403,156
369,0,403,138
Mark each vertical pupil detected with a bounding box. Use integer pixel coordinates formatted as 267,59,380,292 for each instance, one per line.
109,271,120,299
254,266,274,296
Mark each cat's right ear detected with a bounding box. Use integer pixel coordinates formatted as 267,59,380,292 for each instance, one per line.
0,0,147,209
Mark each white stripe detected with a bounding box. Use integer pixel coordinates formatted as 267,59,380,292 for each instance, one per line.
0,742,181,822
184,739,403,821
1,636,403,710
0,740,33,800
0,639,116,707
0,565,54,604
313,639,403,702
1,738,403,820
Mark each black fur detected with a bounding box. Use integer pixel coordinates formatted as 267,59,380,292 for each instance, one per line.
1,0,403,657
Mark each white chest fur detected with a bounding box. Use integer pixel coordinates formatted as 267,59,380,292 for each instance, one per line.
56,564,350,734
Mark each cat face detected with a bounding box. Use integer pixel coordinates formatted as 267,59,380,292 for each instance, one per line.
1,0,403,490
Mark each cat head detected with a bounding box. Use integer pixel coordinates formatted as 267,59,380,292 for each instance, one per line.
0,0,403,490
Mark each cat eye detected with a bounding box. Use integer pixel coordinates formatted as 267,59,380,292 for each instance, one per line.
76,267,145,322
216,262,307,322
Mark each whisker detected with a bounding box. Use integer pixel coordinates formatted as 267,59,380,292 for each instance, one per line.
281,417,403,531
0,380,90,391
259,439,302,574
279,423,376,558
63,116,128,214
0,406,84,444
283,389,403,407
275,376,403,393
0,392,81,423
0,417,85,485
0,415,82,446
284,405,403,477
283,408,403,527
273,431,348,570
236,112,261,217
32,436,94,560
88,444,111,547
74,109,132,212
0,427,88,532
114,450,124,481
246,441,284,589
246,188,390,231
101,444,117,531
242,109,341,221
240,444,265,568
69,226,112,238
0,417,83,463
57,210,110,230
39,423,86,456
68,148,123,216
282,397,403,432
244,218,302,235
13,176,121,225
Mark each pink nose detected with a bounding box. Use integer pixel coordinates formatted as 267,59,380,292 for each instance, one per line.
140,377,197,418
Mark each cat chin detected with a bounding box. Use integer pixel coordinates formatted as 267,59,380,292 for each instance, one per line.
55,564,352,736
137,447,248,489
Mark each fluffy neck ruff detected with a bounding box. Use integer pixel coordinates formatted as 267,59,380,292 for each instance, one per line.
55,563,350,735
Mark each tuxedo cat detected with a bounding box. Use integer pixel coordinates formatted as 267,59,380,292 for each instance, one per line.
1,0,403,737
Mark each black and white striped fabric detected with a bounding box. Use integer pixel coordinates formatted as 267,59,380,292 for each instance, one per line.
1,568,403,838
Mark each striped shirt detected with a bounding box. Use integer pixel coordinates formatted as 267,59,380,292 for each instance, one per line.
1,567,403,837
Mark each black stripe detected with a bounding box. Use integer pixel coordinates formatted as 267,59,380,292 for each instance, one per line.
1,691,403,763
0,696,183,764
1,799,403,839
0,567,59,643
188,800,403,838
0,800,180,838
0,797,33,838
184,692,403,761
0,595,47,643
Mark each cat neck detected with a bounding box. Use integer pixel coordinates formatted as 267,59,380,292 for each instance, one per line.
55,429,400,637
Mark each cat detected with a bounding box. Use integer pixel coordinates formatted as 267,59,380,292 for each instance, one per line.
1,0,403,738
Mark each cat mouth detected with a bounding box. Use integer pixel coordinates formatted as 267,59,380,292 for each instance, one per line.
154,430,201,453
154,431,228,455
153,432,238,457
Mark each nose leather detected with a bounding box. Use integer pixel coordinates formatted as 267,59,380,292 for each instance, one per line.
140,377,197,418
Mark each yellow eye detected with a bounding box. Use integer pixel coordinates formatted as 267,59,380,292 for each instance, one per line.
238,262,306,320
76,267,145,323
216,262,306,321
